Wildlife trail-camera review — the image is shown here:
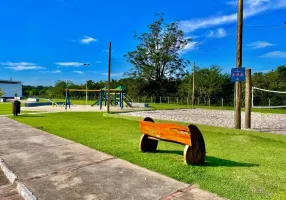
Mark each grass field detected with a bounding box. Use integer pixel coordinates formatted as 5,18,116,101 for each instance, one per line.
11,112,286,200
40,98,286,114
0,102,38,115
0,102,22,115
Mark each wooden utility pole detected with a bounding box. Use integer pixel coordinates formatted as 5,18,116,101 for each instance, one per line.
192,62,195,109
235,0,243,129
107,42,112,113
245,69,251,128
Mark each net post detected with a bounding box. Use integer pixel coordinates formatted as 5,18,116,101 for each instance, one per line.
245,69,252,129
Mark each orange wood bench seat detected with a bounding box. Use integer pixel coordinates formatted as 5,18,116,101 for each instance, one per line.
139,117,206,165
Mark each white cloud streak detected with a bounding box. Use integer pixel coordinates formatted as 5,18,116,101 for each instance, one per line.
260,51,286,58
55,62,85,67
179,41,201,54
179,0,286,33
73,71,84,75
248,41,275,49
0,62,46,71
206,28,227,38
51,70,62,73
80,36,97,44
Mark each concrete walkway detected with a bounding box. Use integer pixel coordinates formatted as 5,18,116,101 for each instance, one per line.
0,116,225,200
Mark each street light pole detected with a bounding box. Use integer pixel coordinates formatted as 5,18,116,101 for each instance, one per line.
84,63,90,106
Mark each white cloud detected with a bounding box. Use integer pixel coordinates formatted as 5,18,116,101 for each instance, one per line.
179,41,201,54
179,0,286,33
102,49,114,53
260,51,286,58
55,62,85,67
73,71,84,75
0,62,45,71
80,36,97,44
206,28,227,38
248,41,275,49
51,70,62,73
101,72,123,77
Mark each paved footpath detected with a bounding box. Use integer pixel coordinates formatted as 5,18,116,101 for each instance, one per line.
0,116,225,200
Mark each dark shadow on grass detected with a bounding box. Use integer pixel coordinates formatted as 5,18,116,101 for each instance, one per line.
156,150,183,156
155,150,259,167
205,156,259,167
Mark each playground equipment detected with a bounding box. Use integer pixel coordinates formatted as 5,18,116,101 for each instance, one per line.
139,117,206,165
65,86,133,110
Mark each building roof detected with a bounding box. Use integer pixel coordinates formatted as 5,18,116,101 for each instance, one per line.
0,80,22,84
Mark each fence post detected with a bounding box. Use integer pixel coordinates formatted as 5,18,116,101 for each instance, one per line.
269,98,271,108
187,97,189,106
177,97,179,105
160,96,162,104
151,96,152,103
222,98,224,107
198,97,200,105
209,98,211,106
138,97,139,103
168,97,169,104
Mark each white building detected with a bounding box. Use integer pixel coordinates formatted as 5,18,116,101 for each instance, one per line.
0,80,22,98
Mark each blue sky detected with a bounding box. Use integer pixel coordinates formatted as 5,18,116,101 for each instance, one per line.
0,0,285,86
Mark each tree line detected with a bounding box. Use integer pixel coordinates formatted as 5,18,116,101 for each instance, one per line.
22,65,286,106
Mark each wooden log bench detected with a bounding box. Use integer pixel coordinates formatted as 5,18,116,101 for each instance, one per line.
139,117,206,165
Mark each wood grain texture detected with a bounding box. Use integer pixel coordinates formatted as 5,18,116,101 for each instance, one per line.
139,121,192,146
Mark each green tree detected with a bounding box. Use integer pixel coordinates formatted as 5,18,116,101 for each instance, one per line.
125,14,191,97
0,88,5,97
53,80,74,98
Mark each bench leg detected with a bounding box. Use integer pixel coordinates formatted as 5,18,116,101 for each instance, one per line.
139,134,158,152
184,125,206,165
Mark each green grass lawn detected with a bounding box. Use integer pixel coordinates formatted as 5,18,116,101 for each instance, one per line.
40,99,286,114
11,112,286,200
0,102,37,115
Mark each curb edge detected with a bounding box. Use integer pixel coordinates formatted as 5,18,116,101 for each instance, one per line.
0,157,37,200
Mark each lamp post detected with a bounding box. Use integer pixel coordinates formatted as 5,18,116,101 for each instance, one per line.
84,63,90,105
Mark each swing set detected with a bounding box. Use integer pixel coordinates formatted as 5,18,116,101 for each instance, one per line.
65,86,133,110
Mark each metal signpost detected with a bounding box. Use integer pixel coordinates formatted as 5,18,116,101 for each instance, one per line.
231,67,246,128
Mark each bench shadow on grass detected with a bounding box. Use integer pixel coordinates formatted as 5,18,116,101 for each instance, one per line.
156,150,259,167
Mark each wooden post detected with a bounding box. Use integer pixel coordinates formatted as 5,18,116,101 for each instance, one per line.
168,96,169,104
245,69,251,129
235,0,243,129
107,42,111,113
177,97,179,105
222,98,224,107
192,62,195,109
160,96,162,104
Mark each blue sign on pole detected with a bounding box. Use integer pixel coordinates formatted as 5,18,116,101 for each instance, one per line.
231,67,246,82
